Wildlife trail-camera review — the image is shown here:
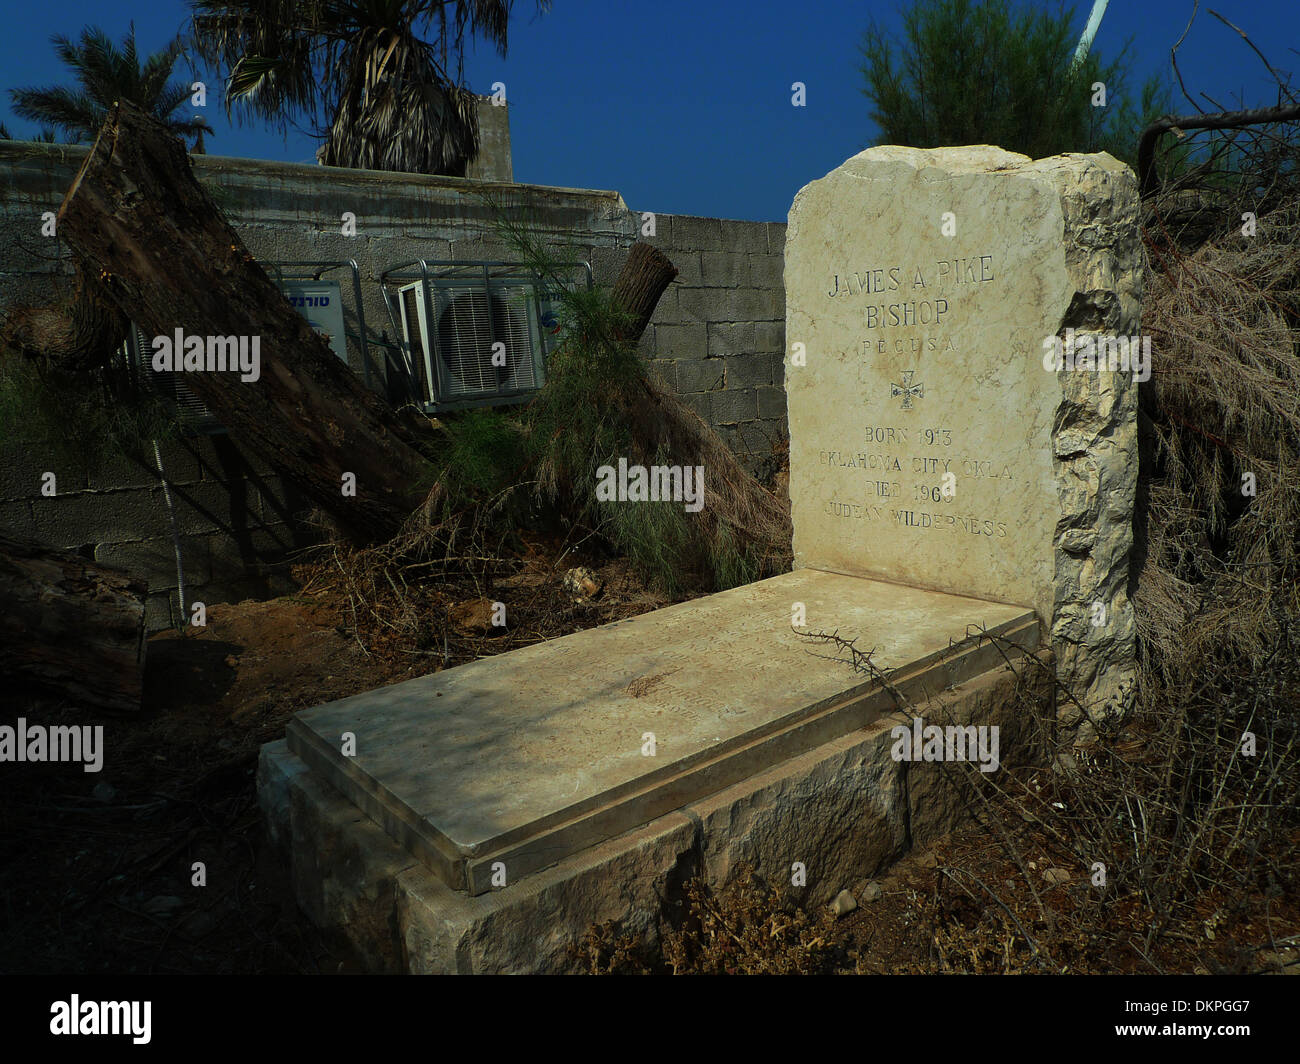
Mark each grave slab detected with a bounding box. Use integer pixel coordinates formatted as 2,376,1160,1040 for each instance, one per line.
260,648,1053,973
286,568,1036,895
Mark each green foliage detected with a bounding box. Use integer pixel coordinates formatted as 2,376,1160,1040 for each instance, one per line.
436,406,526,503
0,350,183,475
859,0,1168,165
518,267,749,595
422,193,781,596
8,26,212,149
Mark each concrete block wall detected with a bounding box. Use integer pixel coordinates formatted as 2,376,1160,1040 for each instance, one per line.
0,143,790,627
0,431,312,631
638,214,788,478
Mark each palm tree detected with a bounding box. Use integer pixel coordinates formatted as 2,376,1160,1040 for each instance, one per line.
189,0,545,175
9,26,213,149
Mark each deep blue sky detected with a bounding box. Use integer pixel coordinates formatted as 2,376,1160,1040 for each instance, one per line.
2,1,1296,220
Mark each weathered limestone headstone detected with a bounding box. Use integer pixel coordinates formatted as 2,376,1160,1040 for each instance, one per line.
784,145,1142,735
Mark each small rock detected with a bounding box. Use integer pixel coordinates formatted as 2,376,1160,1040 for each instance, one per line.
91,782,116,804
448,598,506,637
562,567,603,601
830,889,857,917
1043,867,1071,885
1053,752,1079,777
860,881,883,903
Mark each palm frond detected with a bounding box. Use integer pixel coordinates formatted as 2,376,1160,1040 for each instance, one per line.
10,26,202,144
189,0,546,175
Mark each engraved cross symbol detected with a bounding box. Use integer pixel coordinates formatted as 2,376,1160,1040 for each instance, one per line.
890,370,924,410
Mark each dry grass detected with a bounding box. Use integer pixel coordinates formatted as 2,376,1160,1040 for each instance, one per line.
1136,194,1300,684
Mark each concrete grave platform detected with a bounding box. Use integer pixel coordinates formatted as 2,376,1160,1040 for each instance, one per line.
261,567,1047,972
285,569,1036,897
260,637,1051,974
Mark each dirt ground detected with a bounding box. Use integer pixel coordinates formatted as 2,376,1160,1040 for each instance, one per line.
2,537,1296,974
0,536,679,974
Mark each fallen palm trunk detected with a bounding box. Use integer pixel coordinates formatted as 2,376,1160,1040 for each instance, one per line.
53,101,433,545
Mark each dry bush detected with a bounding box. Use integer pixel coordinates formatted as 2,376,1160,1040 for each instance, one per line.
901,641,1299,972
1136,195,1300,683
571,865,847,975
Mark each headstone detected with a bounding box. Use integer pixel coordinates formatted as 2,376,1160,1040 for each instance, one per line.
784,146,1142,734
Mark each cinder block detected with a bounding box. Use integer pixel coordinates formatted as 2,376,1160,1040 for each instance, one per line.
376,236,453,272
700,251,750,288
679,287,771,324
724,353,775,389
646,286,683,325
448,238,515,263
0,224,70,273
664,249,701,286
731,419,783,458
754,286,784,320
0,499,35,539
681,392,712,423
0,270,76,315
0,443,90,500
145,592,178,633
707,322,756,358
95,536,212,591
653,322,706,359
719,220,768,255
711,388,758,425
165,479,258,537
32,489,168,547
766,223,787,256
676,359,724,393
636,328,656,362
0,443,45,502
589,245,627,286
87,453,170,493
758,386,788,420
755,320,786,355
749,253,785,290
207,526,299,580
668,215,725,252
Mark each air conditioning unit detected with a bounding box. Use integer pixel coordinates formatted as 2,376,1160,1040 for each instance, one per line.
119,324,225,434
381,259,590,413
119,273,360,432
396,279,553,409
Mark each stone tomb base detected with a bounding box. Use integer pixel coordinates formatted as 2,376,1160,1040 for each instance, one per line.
258,569,1050,973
